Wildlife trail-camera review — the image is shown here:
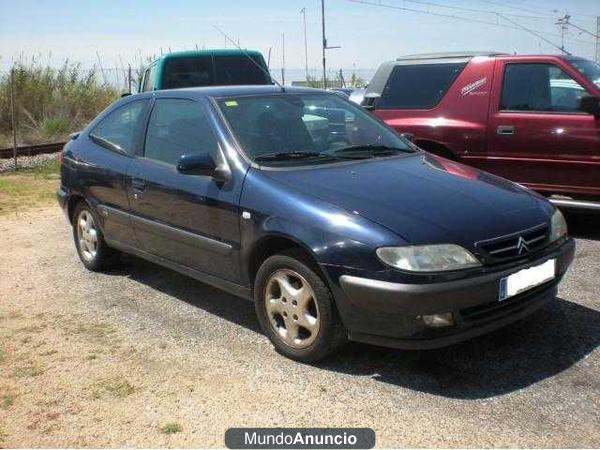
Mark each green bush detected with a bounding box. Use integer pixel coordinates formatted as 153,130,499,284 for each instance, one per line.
0,59,118,146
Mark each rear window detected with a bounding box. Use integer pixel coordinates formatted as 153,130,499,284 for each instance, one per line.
214,55,270,85
161,54,270,90
162,56,214,89
378,63,465,109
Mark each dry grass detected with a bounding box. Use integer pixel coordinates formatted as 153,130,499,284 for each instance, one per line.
0,157,60,214
0,60,118,147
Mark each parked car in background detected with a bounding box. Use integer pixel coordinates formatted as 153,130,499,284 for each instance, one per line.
364,52,600,209
57,86,574,362
139,49,271,92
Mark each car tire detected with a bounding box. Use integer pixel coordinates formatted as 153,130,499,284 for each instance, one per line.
254,249,346,362
72,201,120,271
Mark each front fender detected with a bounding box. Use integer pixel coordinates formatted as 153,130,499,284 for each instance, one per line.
239,168,404,283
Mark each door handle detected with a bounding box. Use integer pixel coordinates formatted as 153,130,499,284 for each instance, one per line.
496,125,515,135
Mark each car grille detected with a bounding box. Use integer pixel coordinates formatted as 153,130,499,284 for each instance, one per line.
475,223,549,263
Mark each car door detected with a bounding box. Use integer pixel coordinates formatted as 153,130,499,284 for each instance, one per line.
81,98,148,245
485,59,600,196
127,96,243,282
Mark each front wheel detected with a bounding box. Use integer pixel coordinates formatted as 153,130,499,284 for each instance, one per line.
254,250,346,362
72,202,119,271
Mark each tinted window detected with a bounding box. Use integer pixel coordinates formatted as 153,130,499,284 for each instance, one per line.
142,65,157,92
90,101,145,155
144,99,219,166
569,58,600,89
500,63,590,112
217,93,411,166
162,56,214,89
379,63,465,109
214,55,270,85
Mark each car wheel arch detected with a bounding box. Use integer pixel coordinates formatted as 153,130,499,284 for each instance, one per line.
246,234,324,287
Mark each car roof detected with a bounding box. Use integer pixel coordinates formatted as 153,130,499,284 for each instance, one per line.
395,51,508,61
132,84,329,99
150,49,264,65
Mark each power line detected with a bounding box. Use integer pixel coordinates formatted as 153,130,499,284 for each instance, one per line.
400,0,551,20
347,0,595,47
478,0,599,20
475,0,554,17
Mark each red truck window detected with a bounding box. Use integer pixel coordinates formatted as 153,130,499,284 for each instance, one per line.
500,63,591,113
378,63,465,109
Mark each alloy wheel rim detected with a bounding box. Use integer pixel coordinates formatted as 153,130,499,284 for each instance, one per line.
77,210,98,262
264,269,320,349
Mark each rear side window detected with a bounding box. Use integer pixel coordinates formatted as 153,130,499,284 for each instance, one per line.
89,100,145,155
214,55,270,85
378,63,465,109
142,64,157,92
144,99,219,166
162,57,214,89
500,63,590,113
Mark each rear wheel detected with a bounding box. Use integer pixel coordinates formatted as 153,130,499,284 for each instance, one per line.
72,202,119,271
254,250,346,362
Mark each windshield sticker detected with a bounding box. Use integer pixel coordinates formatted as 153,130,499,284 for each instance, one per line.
460,77,487,96
224,100,238,106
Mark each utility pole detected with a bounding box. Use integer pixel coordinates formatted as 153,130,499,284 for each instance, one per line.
301,7,309,82
555,15,569,54
596,16,600,63
321,0,340,89
10,68,18,171
127,65,132,93
281,33,285,85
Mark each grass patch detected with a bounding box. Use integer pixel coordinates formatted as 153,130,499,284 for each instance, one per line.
14,363,44,378
0,349,5,364
0,394,15,410
159,422,183,434
0,158,60,214
0,426,7,442
91,376,135,399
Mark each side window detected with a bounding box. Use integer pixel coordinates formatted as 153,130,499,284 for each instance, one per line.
378,63,465,109
144,99,219,166
89,101,145,155
500,63,590,113
142,65,156,92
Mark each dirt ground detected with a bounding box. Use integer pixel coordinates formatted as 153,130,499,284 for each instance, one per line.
0,206,598,448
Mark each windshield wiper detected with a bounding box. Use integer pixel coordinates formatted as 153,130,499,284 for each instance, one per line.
255,151,329,162
333,144,415,158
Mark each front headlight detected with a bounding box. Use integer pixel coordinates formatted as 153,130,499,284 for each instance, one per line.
376,244,481,272
549,208,567,242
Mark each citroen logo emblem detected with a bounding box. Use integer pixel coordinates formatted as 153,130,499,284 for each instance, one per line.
516,236,530,254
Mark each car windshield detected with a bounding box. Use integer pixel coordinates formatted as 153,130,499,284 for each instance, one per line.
569,58,600,89
216,93,414,166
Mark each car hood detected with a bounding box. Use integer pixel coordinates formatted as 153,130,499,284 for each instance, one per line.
261,153,553,248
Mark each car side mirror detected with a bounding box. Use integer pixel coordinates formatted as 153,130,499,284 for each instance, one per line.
579,95,600,118
400,132,415,142
361,92,381,111
177,153,230,182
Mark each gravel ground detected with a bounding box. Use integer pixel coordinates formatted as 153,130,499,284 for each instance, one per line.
0,153,59,173
0,208,598,448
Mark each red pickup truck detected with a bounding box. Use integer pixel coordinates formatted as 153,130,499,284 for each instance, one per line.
364,52,600,209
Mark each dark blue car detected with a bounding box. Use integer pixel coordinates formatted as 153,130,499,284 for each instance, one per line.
57,85,575,362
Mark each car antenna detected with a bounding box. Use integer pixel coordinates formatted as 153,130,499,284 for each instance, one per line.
212,25,285,92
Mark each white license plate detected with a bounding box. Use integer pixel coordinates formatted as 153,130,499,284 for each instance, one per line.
499,259,555,301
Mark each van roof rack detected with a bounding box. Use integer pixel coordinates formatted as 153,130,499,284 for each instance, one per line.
396,51,508,61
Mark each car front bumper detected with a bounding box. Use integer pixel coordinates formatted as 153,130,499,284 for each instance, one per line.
335,237,575,349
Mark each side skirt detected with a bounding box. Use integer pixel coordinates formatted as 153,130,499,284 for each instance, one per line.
105,238,253,301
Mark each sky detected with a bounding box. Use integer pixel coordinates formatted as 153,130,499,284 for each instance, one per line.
1,0,598,82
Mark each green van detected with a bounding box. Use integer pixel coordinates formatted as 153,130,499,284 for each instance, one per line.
139,49,272,92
